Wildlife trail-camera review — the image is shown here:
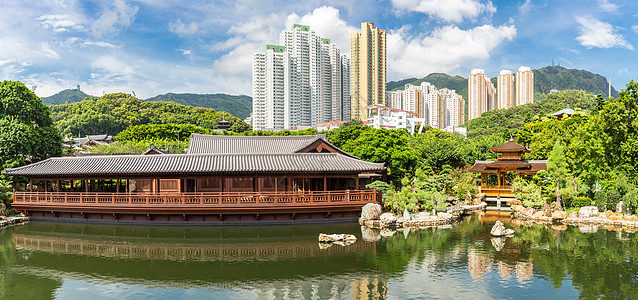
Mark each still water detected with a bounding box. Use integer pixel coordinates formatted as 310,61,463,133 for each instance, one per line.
1,213,637,299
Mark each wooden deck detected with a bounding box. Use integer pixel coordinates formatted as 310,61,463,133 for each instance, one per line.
12,190,378,224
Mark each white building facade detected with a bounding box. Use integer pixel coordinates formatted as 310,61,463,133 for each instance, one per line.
252,25,350,131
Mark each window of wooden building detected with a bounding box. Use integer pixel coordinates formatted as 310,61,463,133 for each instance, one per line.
226,177,254,192
200,177,221,192
159,179,178,192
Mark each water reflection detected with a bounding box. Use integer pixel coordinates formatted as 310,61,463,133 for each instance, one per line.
1,213,638,299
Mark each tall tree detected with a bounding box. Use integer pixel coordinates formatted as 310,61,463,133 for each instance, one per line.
547,140,569,207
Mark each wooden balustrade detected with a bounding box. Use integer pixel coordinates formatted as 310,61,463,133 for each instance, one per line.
12,190,378,207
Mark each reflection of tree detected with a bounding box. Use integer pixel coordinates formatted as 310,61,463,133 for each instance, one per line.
511,224,638,297
351,275,388,299
0,230,60,299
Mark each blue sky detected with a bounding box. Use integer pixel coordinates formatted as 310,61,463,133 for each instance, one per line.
0,0,636,99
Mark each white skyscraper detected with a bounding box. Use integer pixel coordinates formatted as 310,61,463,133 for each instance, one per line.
386,90,403,110
252,24,350,131
401,84,421,115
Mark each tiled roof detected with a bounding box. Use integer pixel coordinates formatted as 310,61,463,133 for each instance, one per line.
490,140,530,153
468,160,547,173
187,134,326,154
4,153,385,177
551,104,575,117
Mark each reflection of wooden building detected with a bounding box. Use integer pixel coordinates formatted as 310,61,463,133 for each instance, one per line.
7,134,384,224
469,138,546,197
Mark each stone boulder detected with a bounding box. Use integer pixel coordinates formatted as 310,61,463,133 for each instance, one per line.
361,203,383,221
578,206,599,219
403,208,411,221
508,199,522,206
522,207,536,216
490,221,515,237
380,213,397,225
411,212,432,221
437,212,454,219
511,205,524,212
447,205,463,215
568,211,578,219
551,210,568,220
533,211,546,219
319,233,357,243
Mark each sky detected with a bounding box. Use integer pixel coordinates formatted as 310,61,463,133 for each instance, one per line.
0,0,636,99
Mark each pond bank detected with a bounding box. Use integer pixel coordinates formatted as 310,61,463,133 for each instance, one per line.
360,202,487,229
0,216,29,230
512,206,638,233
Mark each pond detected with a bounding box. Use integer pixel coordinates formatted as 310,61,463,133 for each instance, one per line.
1,213,637,299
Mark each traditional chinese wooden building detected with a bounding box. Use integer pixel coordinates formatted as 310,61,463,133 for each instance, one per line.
6,134,384,224
468,138,546,197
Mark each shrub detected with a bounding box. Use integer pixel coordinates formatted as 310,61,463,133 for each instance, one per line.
594,190,622,212
512,178,543,207
571,196,592,208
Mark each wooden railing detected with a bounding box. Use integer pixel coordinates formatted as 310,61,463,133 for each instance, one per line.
12,190,378,207
480,185,514,197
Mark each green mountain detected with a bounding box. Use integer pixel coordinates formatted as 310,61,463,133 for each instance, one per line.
146,93,252,120
50,93,250,137
534,65,618,97
42,89,91,105
386,66,619,101
386,77,417,91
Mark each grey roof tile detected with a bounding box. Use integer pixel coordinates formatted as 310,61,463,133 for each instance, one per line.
5,153,385,177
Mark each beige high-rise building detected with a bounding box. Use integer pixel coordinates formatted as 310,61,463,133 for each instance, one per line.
468,69,487,121
401,84,422,117
516,66,534,106
351,22,387,120
497,70,515,109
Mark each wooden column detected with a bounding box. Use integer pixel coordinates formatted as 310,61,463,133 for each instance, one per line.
56,180,60,192
323,177,327,191
29,179,32,192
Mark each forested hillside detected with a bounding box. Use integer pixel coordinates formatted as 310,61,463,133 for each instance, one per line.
465,90,598,138
146,93,252,120
50,93,250,137
41,89,90,105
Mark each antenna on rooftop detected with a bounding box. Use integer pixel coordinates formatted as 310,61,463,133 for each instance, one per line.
132,91,136,97
31,85,37,92
77,84,80,90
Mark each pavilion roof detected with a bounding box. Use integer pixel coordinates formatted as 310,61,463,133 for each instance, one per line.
4,153,384,177
489,139,530,153
468,160,547,173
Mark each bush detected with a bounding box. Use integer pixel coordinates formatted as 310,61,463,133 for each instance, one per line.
594,190,622,212
571,196,592,208
512,178,543,207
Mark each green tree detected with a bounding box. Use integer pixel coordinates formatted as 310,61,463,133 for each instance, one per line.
547,140,569,207
0,81,62,212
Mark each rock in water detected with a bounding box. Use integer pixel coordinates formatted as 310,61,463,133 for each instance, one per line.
522,207,536,216
490,221,515,237
511,205,524,212
403,208,411,221
361,203,382,221
318,233,357,243
578,206,599,218
380,213,397,224
551,210,568,220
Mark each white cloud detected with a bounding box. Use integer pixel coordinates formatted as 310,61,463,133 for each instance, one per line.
38,14,85,32
40,42,61,59
285,6,358,54
597,0,618,12
81,41,120,48
179,49,191,55
391,0,496,23
168,19,199,35
575,17,633,50
519,0,533,15
632,25,638,33
387,24,517,78
92,0,139,37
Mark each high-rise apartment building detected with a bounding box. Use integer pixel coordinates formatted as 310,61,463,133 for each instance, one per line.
351,22,387,120
497,70,515,109
468,69,487,121
516,66,534,106
252,45,288,130
252,25,349,131
386,90,403,110
401,84,422,117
